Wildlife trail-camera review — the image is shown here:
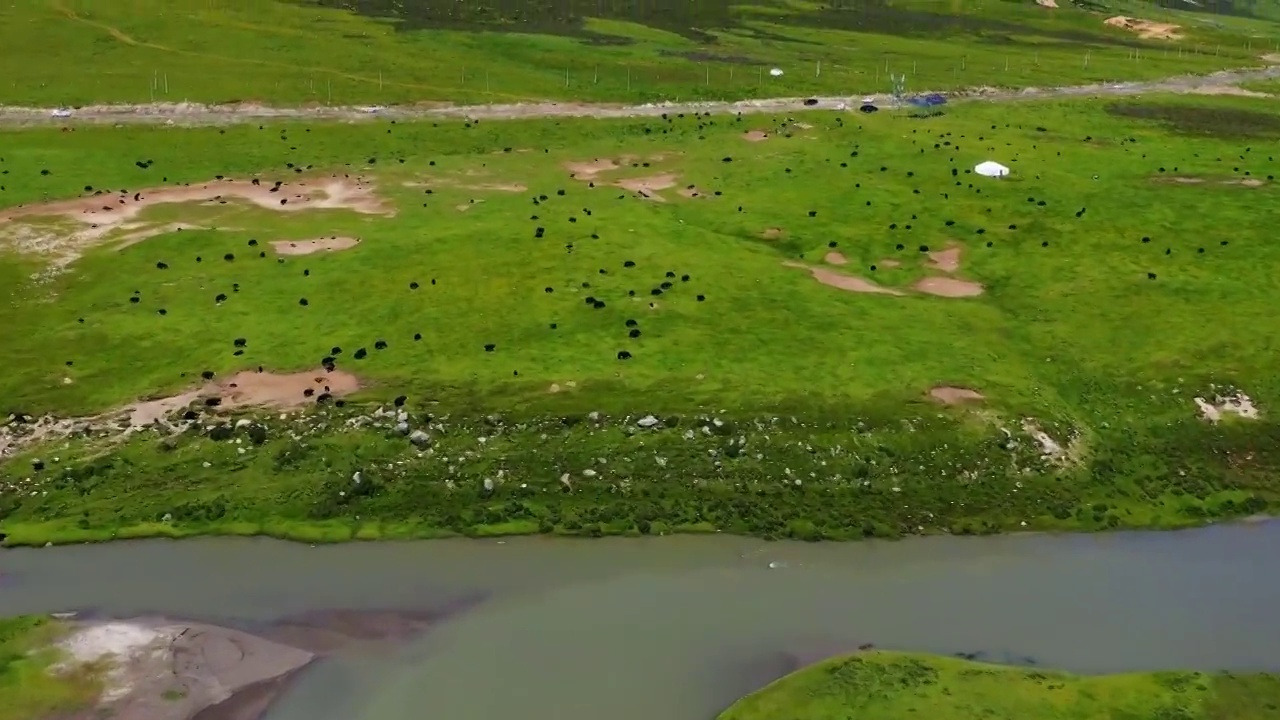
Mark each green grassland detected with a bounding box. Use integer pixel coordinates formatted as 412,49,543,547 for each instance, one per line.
0,0,1276,107
0,616,98,720
717,651,1280,720
1,91,1279,544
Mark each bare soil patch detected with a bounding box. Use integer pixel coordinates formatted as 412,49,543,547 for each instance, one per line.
0,176,392,267
1186,85,1272,98
927,246,962,273
1161,176,1267,187
679,185,710,199
930,386,985,404
877,258,902,268
914,277,985,297
784,261,904,296
270,236,360,256
55,618,313,720
217,369,360,410
127,368,361,426
468,182,526,192
617,173,677,201
564,158,620,180
1036,0,1058,7
762,227,786,240
113,222,208,250
1104,16,1181,40
823,252,848,265
742,130,770,142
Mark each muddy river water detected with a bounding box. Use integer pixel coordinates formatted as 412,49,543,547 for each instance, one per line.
3,522,1280,720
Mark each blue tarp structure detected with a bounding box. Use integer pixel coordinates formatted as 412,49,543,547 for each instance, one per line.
906,93,947,116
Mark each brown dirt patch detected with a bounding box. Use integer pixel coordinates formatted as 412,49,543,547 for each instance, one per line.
784,261,905,296
877,258,901,268
270,236,360,256
1161,176,1267,187
617,173,677,201
218,369,360,410
1104,16,1181,40
762,227,786,240
914,277,985,298
564,158,620,180
127,369,361,425
823,252,848,265
742,130,770,142
112,222,208,250
1264,54,1280,64
1186,85,1271,98
679,185,710,199
927,246,962,273
1036,0,1057,7
0,176,392,267
930,386,985,404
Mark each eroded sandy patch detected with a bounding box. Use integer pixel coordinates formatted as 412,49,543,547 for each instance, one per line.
564,158,620,180
1104,16,1181,40
762,227,786,240
930,386,985,404
927,246,962,273
742,130,770,142
679,185,711,199
824,252,848,265
784,260,904,296
1162,176,1267,187
217,369,361,410
618,173,678,201
1186,85,1272,98
914,277,985,297
1195,393,1259,423
0,176,392,267
877,258,902,268
271,236,361,256
127,369,361,426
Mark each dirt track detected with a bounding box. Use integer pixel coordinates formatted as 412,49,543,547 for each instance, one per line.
1,62,1277,128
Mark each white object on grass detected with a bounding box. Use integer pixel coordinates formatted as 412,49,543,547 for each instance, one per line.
769,68,784,77
974,161,1010,178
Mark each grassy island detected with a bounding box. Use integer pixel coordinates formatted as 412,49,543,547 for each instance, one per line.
718,651,1280,720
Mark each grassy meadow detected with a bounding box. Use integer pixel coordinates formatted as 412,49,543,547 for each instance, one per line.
716,651,1280,720
0,0,1275,107
0,616,98,720
1,90,1279,543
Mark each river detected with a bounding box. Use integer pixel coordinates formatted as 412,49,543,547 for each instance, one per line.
3,522,1280,720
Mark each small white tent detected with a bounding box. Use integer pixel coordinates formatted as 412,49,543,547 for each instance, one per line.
974,161,1010,178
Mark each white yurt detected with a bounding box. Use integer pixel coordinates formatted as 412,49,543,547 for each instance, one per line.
974,161,1010,178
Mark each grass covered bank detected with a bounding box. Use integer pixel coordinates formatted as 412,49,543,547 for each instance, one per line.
716,650,1280,720
2,92,1280,545
0,616,98,720
1,0,1274,107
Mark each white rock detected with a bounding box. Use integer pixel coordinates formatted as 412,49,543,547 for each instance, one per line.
637,415,660,428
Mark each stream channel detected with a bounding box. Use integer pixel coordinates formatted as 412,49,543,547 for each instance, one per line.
3,522,1279,719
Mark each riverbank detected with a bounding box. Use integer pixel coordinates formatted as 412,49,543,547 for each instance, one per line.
716,649,1280,719
2,405,1277,547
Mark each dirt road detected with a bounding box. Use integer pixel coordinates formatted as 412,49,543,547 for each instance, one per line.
1,60,1277,128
